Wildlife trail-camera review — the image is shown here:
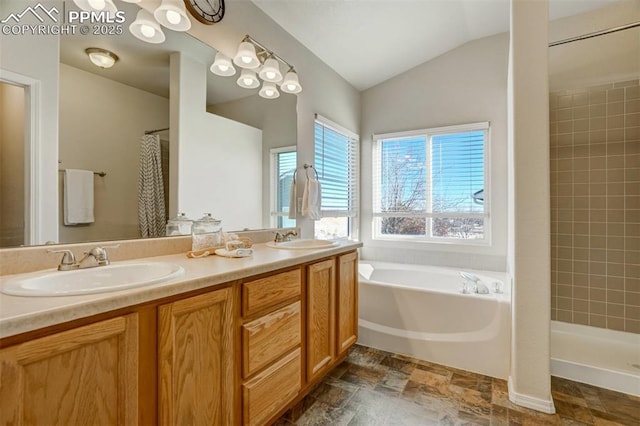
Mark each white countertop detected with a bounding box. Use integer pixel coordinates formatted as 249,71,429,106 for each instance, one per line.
0,241,361,340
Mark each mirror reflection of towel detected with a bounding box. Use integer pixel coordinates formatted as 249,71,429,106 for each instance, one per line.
302,178,321,220
64,169,94,225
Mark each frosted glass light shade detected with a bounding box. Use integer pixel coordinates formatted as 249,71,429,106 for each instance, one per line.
233,42,260,69
130,9,165,44
154,0,191,31
86,48,118,68
281,70,302,94
259,81,280,99
237,69,260,89
73,0,117,16
210,52,236,76
258,57,282,83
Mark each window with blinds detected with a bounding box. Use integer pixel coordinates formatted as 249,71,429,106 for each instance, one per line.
270,147,296,228
373,122,489,242
314,115,359,239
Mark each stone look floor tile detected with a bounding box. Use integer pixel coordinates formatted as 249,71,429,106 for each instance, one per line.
275,345,639,426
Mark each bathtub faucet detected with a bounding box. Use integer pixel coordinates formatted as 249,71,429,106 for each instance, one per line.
460,272,490,294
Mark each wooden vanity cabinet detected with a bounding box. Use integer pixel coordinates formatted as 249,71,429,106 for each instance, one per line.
240,269,303,426
0,249,359,426
0,314,139,425
158,286,234,426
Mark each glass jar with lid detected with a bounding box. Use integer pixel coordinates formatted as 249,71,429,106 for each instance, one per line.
191,213,222,250
166,212,193,236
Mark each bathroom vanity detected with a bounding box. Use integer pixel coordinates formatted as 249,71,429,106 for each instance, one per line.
0,241,360,425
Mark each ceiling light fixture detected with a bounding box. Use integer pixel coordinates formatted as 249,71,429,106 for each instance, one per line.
215,34,302,97
85,47,119,69
130,9,165,44
210,52,236,76
154,0,191,32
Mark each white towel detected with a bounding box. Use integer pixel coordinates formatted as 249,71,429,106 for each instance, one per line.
301,178,322,220
64,169,94,225
288,178,297,219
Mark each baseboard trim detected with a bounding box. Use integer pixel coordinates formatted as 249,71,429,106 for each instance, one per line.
508,376,556,414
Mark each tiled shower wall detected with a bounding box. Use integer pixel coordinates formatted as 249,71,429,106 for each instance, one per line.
550,79,640,334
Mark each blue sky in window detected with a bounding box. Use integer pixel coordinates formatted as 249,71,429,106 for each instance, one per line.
380,131,484,213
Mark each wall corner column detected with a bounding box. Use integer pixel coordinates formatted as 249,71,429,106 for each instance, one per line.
507,0,555,414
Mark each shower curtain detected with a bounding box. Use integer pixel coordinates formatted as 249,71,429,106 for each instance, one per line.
138,134,166,238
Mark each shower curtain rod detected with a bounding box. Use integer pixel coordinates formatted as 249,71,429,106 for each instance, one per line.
549,21,640,47
145,127,169,135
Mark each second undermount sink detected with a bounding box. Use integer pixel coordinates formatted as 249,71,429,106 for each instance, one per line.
266,239,339,250
0,262,184,297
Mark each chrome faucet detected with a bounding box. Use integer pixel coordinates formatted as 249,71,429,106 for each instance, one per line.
49,245,119,270
274,230,298,243
460,271,490,294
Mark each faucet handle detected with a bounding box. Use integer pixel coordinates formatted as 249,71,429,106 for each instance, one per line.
47,249,77,270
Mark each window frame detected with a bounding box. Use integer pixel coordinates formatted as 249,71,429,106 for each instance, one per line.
372,122,491,245
314,114,360,241
269,145,297,228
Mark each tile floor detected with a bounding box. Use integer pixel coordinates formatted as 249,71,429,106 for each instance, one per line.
275,345,640,425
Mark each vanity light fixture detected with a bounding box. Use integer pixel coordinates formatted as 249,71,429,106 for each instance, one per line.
85,48,119,69
130,9,165,44
73,0,117,15
237,69,260,89
154,0,191,32
233,40,260,69
216,34,302,96
210,52,236,76
259,81,280,99
258,55,283,83
281,69,302,94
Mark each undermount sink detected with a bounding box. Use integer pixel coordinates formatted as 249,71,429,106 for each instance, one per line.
0,262,184,297
266,239,339,250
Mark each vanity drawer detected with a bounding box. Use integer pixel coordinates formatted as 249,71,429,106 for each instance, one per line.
242,269,301,316
242,301,301,378
242,348,302,426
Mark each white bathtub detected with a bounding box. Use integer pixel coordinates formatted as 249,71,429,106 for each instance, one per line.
358,261,511,379
551,321,640,396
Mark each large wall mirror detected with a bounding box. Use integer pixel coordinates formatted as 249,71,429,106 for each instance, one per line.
0,0,297,249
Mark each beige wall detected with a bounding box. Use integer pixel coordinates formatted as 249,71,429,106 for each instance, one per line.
359,33,509,271
0,83,25,247
550,80,640,334
58,64,169,243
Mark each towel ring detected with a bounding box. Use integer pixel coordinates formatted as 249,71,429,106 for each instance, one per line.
292,164,319,183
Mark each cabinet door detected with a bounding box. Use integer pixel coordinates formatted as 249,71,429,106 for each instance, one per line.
306,258,336,382
337,251,358,356
158,287,234,426
0,314,138,425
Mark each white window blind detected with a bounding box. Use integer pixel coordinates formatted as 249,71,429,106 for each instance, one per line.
270,147,296,227
373,122,489,242
314,115,359,218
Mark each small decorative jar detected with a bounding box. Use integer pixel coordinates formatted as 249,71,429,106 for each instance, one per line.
191,213,222,250
166,213,193,236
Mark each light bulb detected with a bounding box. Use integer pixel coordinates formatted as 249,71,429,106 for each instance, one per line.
266,71,276,80
165,10,181,25
241,56,252,64
286,84,296,91
218,64,229,72
88,0,106,10
243,77,252,85
266,89,275,96
140,24,155,38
